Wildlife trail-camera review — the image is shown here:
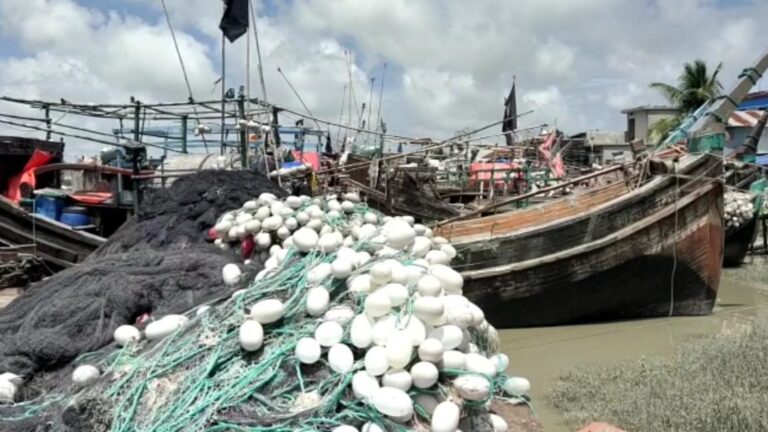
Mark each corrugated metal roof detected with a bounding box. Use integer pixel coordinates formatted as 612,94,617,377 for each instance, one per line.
728,110,766,127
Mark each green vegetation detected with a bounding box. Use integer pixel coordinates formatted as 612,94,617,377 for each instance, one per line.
547,317,768,431
648,60,723,143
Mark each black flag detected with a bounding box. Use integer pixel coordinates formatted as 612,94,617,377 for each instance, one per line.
502,79,517,146
219,0,249,43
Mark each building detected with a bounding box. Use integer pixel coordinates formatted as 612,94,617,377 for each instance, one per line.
723,91,768,153
566,130,630,166
621,105,679,142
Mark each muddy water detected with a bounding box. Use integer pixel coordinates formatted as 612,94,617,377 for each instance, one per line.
498,262,768,431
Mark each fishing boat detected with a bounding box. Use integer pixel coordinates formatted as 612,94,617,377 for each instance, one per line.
0,137,148,268
721,110,768,267
437,152,723,327
435,49,768,327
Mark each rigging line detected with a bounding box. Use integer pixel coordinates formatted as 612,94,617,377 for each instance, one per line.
374,62,387,133
158,0,208,152
669,161,679,317
276,67,322,130
274,105,419,142
335,84,347,147
0,118,184,153
249,0,268,102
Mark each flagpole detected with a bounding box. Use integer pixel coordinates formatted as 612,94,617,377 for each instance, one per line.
221,29,226,152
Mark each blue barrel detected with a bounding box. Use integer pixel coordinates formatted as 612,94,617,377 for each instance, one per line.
34,196,64,220
59,206,91,227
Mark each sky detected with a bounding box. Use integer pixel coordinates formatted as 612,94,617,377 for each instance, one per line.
0,0,766,158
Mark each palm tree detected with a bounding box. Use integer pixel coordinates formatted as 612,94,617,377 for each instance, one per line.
648,60,724,142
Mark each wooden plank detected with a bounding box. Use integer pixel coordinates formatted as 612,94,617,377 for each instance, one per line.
436,164,626,226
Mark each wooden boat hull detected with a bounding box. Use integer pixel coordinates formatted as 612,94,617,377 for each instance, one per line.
723,217,757,267
444,154,720,272
0,196,104,268
460,181,723,327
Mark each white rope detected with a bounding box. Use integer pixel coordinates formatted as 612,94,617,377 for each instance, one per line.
668,160,679,317
158,0,209,152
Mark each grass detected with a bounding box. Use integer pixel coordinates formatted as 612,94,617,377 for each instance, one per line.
547,317,768,431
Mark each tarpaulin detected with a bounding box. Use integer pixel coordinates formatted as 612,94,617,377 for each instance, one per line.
69,192,113,205
291,151,320,171
3,149,53,203
468,162,521,188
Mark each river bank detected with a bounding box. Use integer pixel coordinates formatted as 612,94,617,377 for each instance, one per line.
499,256,768,431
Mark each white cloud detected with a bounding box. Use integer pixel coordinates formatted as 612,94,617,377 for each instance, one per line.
0,0,767,159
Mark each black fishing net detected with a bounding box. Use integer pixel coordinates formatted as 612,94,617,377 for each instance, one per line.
0,170,285,395
91,170,287,258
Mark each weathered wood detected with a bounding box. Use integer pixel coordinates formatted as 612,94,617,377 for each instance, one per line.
436,164,626,226
0,196,105,267
443,153,723,327
461,180,722,327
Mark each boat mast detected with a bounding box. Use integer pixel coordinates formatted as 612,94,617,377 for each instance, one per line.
689,49,768,140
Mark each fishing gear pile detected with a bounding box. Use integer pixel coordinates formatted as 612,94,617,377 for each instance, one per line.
724,191,755,230
1,192,530,431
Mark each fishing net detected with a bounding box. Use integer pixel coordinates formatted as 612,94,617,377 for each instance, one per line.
0,171,283,401
0,193,531,431
91,170,287,258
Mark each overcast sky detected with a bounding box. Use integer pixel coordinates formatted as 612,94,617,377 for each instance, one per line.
0,0,766,157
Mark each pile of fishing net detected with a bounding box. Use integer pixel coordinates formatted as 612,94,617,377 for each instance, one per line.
92,170,286,258
724,191,756,230
0,170,285,421
0,193,531,431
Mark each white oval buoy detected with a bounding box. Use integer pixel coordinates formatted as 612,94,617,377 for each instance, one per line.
383,219,416,249
222,263,242,286
425,250,450,265
465,353,497,376
352,370,380,400
364,292,392,318
410,361,439,389
429,264,464,294
295,337,321,364
306,286,330,317
417,275,442,297
385,331,413,369
369,262,392,284
72,365,100,386
239,320,265,351
308,262,332,284
441,350,466,370
372,387,413,419
113,325,141,347
350,314,374,348
431,401,460,432
0,379,16,403
314,321,344,347
405,316,427,346
418,338,444,363
490,414,508,432
372,315,397,346
145,315,187,340
364,346,389,376
293,228,319,252
328,344,354,373
409,236,432,258
249,299,285,324
379,283,409,307
382,369,412,391
453,375,491,401
503,376,531,396
324,305,356,324
490,353,510,373
429,325,464,350
331,259,353,279
414,297,444,325
332,426,359,432
348,274,373,294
